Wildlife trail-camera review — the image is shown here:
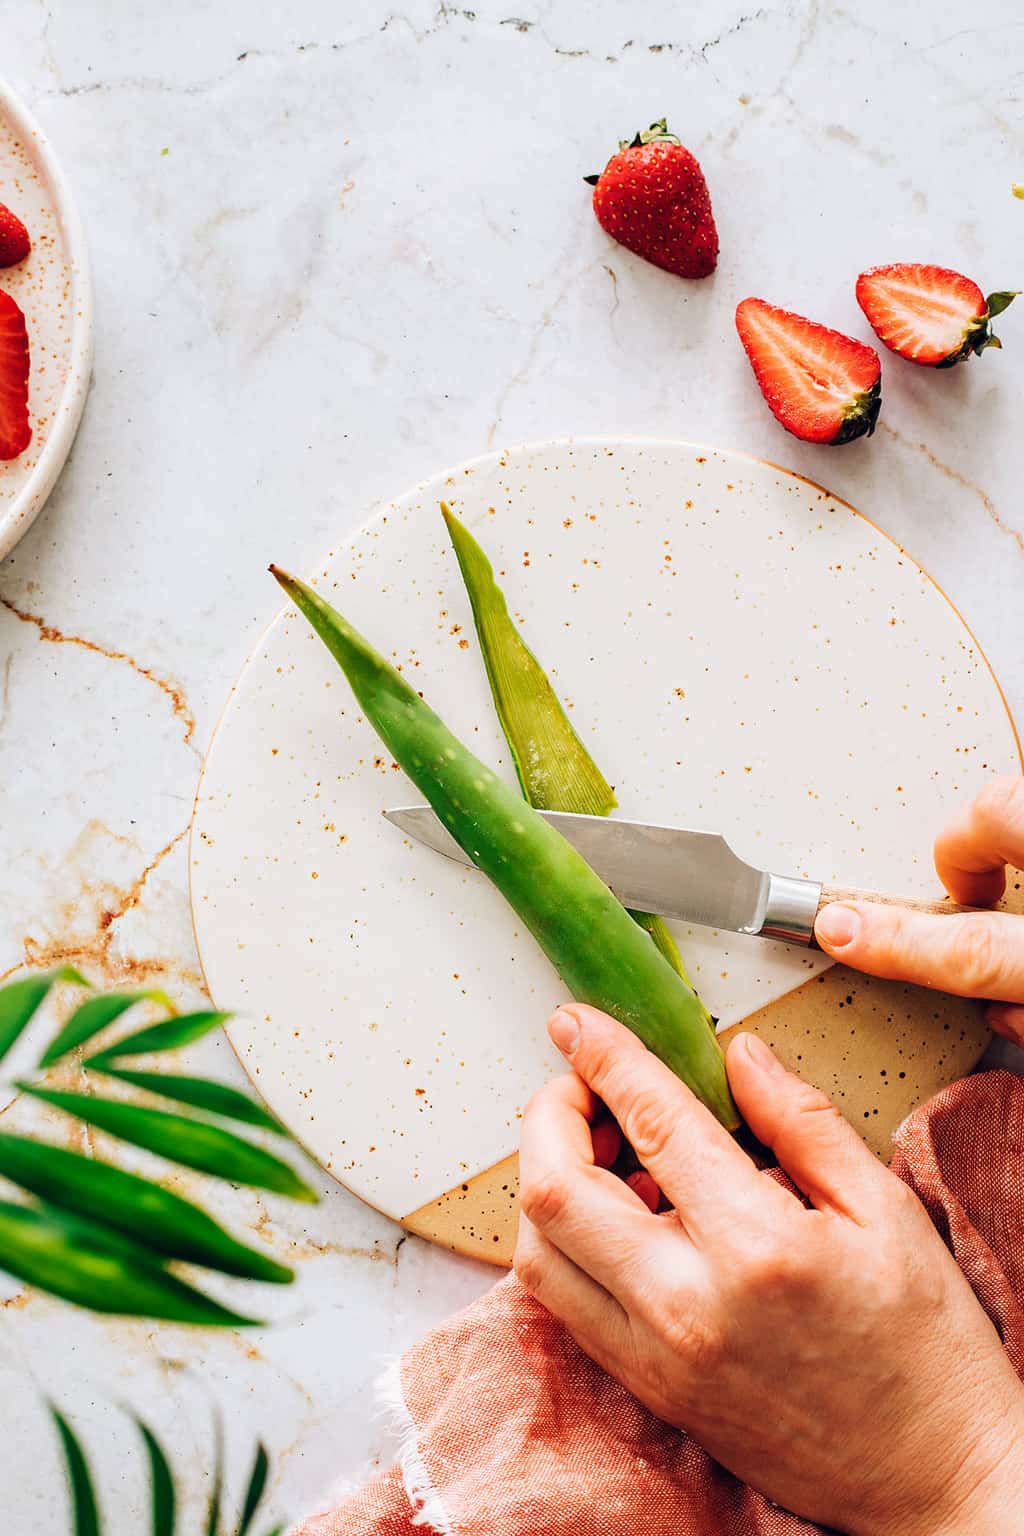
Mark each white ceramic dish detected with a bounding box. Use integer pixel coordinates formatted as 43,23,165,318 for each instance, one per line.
0,82,92,560
190,440,1020,1222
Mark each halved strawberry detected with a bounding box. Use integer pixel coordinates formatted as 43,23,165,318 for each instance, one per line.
0,203,30,267
856,264,1018,367
0,291,31,460
735,298,881,445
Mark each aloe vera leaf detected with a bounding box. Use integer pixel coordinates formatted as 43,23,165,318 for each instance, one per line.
441,504,712,1022
441,502,615,815
270,567,736,1130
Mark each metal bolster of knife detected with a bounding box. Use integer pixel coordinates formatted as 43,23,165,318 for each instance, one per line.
758,873,822,946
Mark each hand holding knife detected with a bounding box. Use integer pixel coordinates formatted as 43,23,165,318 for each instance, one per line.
385,804,974,948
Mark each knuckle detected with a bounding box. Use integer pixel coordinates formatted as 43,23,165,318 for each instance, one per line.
512,1242,545,1297
740,1244,799,1299
973,775,1024,837
620,1084,679,1163
663,1314,725,1377
948,915,1004,995
519,1167,570,1229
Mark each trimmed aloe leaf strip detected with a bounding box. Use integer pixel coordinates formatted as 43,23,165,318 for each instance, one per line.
17,1085,319,1203
39,990,174,1068
0,1201,256,1325
440,503,615,815
270,566,737,1130
52,1409,102,1536
0,1130,292,1282
441,504,713,1025
0,967,88,1063
236,1442,270,1536
87,1066,286,1135
87,1010,232,1064
137,1421,176,1536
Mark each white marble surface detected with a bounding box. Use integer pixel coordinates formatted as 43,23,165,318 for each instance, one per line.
1,1,1022,1529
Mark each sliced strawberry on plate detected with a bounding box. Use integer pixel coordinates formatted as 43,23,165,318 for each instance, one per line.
585,119,718,279
856,263,1018,367
0,290,31,460
735,297,881,445
0,203,31,267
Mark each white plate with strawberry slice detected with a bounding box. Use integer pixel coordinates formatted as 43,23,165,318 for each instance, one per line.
0,82,92,560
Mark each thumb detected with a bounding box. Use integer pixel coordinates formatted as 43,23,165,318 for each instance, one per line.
726,1032,888,1218
815,900,1024,1004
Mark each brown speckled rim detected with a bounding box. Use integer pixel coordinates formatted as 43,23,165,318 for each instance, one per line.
0,81,94,562
188,436,1022,1250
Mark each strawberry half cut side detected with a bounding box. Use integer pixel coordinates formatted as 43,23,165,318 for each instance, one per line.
0,290,31,461
735,298,881,446
856,263,1018,367
0,203,31,268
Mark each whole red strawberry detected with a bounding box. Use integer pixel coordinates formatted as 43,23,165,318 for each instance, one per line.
0,203,30,267
735,298,881,445
856,263,1018,367
0,290,31,460
585,119,718,279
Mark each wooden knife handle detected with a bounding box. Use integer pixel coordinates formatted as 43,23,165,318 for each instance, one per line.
816,884,976,922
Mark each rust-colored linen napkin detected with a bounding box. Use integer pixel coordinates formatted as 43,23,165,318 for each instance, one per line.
297,1070,1024,1536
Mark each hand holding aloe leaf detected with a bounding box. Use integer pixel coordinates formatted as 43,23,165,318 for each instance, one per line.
270,547,736,1131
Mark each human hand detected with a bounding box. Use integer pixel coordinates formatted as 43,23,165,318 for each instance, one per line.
515,1004,1024,1535
816,776,1024,1043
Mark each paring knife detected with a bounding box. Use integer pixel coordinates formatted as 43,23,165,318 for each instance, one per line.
383,805,969,947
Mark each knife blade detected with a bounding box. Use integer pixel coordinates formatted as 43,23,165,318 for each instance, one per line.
384,804,825,945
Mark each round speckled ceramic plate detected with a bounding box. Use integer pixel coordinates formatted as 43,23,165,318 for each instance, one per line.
0,82,92,560
190,439,1020,1253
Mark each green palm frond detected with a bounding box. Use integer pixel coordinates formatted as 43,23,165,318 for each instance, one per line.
53,1409,284,1536
0,970,317,1324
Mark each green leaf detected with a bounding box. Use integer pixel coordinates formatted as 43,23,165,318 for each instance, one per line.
236,1442,270,1536
52,1408,101,1536
986,290,1019,317
18,1084,318,1203
0,1131,292,1283
39,990,173,1068
87,1010,231,1064
88,1066,285,1135
206,1415,224,1536
0,1199,258,1324
442,504,713,1025
0,967,88,1063
628,908,691,976
137,1421,176,1536
441,502,616,816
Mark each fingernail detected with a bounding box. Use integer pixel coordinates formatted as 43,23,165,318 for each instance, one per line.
548,1007,580,1055
742,1032,783,1074
815,903,860,949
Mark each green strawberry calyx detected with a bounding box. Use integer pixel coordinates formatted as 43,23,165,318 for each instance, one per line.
937,289,1019,367
583,118,682,185
833,380,882,446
